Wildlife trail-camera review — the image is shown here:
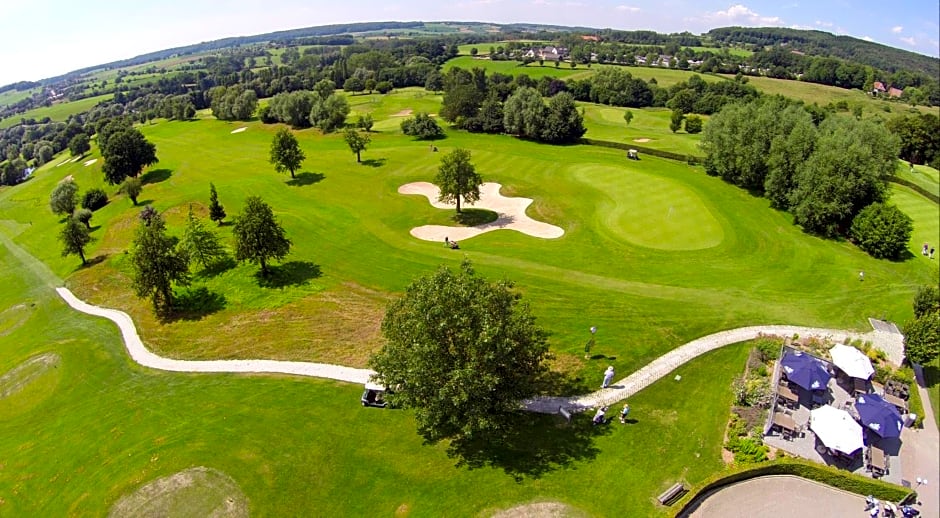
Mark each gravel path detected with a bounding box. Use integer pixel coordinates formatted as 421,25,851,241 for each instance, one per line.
55,288,903,414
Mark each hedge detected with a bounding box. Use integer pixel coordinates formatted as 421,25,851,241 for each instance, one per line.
580,138,704,164
673,458,913,517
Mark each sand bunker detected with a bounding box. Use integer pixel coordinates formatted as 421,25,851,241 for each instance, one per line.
491,501,586,518
230,127,247,134
398,182,564,241
83,159,98,167
392,109,413,117
633,138,651,143
55,159,69,167
109,466,248,518
0,352,60,400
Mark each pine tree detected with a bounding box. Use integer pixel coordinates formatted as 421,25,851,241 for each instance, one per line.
208,183,226,225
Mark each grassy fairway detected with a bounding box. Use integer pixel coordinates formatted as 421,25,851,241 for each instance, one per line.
1,87,937,515
581,103,706,156
443,56,586,79
0,93,114,129
0,235,750,516
2,88,935,381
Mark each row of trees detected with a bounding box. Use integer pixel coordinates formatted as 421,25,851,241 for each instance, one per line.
261,86,350,131
701,96,909,256
439,68,585,144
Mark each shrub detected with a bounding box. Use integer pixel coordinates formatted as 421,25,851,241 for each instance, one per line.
81,188,109,211
850,203,913,260
755,339,780,363
401,112,444,140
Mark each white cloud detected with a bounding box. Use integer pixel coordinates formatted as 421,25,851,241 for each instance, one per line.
703,4,784,26
899,36,916,46
615,5,640,12
891,25,903,34
814,20,833,28
862,35,874,42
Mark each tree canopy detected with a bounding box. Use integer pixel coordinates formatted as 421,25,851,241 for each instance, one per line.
401,112,444,140
369,260,551,446
69,133,90,157
849,203,913,260
233,196,292,275
343,128,371,163
59,215,94,265
181,205,227,269
269,128,306,178
100,127,158,185
434,148,482,213
131,209,191,316
49,180,79,217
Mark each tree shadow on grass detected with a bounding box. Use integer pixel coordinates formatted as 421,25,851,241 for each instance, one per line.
534,369,591,396
920,363,939,389
254,261,321,288
165,286,227,322
286,172,325,186
195,256,237,279
446,411,605,481
141,169,173,185
453,208,498,226
74,254,108,272
360,158,387,168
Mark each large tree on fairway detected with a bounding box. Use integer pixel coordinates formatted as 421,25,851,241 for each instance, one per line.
233,196,292,275
131,210,190,316
69,133,91,157
181,205,227,269
369,260,551,446
101,127,158,185
434,148,482,213
60,216,94,265
49,180,79,217
849,203,913,259
343,128,371,163
269,128,305,179
208,183,226,225
121,177,143,205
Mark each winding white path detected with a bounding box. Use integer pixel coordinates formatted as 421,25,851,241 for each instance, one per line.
55,288,903,414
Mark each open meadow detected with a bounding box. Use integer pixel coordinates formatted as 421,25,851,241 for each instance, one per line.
0,87,937,515
0,93,114,129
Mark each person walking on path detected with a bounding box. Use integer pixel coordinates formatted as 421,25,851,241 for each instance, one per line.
619,403,631,424
602,365,615,388
923,243,929,256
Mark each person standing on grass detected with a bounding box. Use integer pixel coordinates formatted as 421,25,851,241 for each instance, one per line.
592,406,608,426
931,247,935,259
602,365,615,388
859,271,864,282
619,403,631,424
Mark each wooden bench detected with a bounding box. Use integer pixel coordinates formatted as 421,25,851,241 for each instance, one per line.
657,482,687,505
558,406,572,422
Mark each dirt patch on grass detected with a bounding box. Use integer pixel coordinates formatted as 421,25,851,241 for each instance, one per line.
490,501,586,518
0,303,32,337
392,109,413,117
0,352,60,400
108,466,248,518
633,138,651,143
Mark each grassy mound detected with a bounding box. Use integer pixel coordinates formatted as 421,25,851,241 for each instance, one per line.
108,466,248,518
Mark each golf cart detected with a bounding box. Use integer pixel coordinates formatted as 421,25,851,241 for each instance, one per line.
361,381,389,408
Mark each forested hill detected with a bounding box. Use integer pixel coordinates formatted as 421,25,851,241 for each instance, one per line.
707,27,939,78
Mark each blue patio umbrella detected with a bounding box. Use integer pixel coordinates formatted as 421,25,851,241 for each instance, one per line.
780,351,831,391
854,394,904,438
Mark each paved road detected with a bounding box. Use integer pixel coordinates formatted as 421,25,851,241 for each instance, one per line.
686,476,869,518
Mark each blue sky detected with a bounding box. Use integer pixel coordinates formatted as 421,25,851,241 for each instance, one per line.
0,1,937,86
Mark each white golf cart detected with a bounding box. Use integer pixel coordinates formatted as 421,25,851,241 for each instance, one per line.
360,381,389,408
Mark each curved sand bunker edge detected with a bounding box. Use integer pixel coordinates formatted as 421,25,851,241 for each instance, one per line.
108,466,249,518
398,182,564,241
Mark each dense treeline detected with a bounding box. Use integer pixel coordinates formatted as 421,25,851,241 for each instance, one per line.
707,27,939,78
439,68,585,144
701,96,901,243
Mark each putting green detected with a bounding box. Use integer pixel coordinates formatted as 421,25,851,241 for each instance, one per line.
573,164,724,250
